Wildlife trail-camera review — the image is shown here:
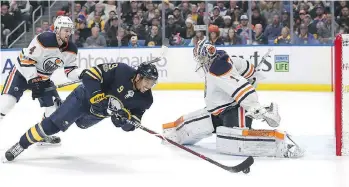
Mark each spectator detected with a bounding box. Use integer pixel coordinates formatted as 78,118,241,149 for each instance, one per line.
226,5,242,23
281,10,290,28
165,15,182,39
145,25,162,47
35,27,43,35
128,35,141,47
42,21,51,32
84,26,107,48
88,12,106,32
106,15,118,41
252,24,268,45
325,14,339,35
223,28,243,45
209,24,223,45
179,2,191,19
77,18,91,41
87,3,107,23
109,27,129,47
172,7,185,27
251,8,267,30
103,10,116,34
170,32,186,46
102,0,116,19
61,1,72,15
316,21,331,44
182,17,195,39
211,6,224,28
123,1,140,25
236,15,253,43
72,30,84,47
129,15,146,40
189,30,206,46
1,3,21,45
337,6,349,33
74,2,82,16
216,1,228,16
188,4,202,25
220,15,233,39
303,14,317,35
264,14,282,40
84,0,96,14
144,3,155,23
12,0,31,29
294,23,319,45
157,0,174,20
261,1,280,25
335,1,348,19
274,27,291,45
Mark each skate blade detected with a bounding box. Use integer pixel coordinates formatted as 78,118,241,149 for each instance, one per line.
1,156,9,163
36,142,61,147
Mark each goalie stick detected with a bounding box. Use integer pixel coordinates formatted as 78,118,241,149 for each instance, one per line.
134,123,254,174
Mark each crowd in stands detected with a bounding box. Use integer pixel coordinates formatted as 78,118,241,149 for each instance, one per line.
1,0,51,48
2,1,349,48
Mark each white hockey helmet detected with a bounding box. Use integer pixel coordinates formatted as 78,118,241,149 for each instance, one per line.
53,16,74,34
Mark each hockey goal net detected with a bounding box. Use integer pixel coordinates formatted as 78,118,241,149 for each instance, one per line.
335,34,349,156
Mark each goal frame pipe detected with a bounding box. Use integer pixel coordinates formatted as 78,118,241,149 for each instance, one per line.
334,34,343,156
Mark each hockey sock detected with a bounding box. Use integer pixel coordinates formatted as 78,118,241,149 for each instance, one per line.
19,118,60,149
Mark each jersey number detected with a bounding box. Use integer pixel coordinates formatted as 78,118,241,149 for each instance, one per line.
29,46,36,55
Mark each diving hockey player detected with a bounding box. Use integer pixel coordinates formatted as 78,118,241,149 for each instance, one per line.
162,40,304,158
0,16,84,145
4,61,158,161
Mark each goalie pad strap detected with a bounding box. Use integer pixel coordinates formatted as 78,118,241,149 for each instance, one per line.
216,126,288,158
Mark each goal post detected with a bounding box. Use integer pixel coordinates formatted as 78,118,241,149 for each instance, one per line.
334,34,349,156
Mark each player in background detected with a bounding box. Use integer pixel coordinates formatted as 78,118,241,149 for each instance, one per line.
4,61,158,162
0,16,85,145
162,39,304,158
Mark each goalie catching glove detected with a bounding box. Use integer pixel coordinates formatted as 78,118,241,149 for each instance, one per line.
246,102,281,128
111,108,140,132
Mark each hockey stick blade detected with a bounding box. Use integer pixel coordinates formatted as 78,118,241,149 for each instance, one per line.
136,123,254,174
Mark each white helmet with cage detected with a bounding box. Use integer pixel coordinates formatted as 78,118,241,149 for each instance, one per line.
193,39,217,74
53,16,74,34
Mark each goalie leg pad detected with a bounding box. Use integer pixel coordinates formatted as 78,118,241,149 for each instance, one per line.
216,126,299,158
162,108,214,145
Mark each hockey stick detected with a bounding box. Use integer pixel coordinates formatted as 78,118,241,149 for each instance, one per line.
44,80,81,92
135,123,254,174
255,48,273,71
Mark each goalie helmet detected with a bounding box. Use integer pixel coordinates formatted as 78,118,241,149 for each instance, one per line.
53,16,74,34
136,63,159,81
193,39,217,74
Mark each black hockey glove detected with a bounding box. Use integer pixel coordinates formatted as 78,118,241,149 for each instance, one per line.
89,90,109,118
111,108,139,132
28,77,52,100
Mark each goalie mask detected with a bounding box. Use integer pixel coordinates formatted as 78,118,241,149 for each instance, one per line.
193,39,217,74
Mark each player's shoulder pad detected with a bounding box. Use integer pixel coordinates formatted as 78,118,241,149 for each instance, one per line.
36,32,58,48
63,41,78,54
209,54,232,76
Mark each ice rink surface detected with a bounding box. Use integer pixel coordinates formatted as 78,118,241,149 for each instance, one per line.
0,90,348,187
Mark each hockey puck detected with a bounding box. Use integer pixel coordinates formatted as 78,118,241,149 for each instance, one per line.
242,167,250,174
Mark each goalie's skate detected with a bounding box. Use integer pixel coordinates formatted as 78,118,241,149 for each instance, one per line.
284,134,305,158
36,136,61,146
4,142,24,162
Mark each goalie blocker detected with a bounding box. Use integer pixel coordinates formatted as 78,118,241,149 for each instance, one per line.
162,105,304,158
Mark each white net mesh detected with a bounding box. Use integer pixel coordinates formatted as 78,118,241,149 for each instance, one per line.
341,34,349,155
